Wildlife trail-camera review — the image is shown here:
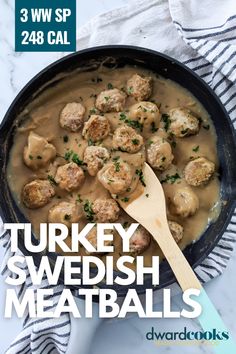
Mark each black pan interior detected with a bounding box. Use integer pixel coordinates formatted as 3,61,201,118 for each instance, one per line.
0,46,236,297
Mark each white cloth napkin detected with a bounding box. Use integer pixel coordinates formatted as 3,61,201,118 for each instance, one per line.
1,0,236,353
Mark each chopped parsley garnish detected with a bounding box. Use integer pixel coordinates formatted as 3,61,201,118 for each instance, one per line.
104,96,110,102
171,141,177,148
83,200,95,222
192,145,200,152
129,120,143,130
161,114,171,132
127,87,133,95
89,108,97,115
151,122,158,133
64,214,71,221
107,83,113,89
123,221,129,229
76,194,83,203
121,197,129,203
63,135,69,143
161,173,181,184
119,113,144,132
72,153,84,166
112,156,120,162
126,187,131,192
136,169,146,187
145,194,149,198
147,139,154,146
114,160,120,172
47,175,58,186
88,139,95,146
29,155,33,160
119,112,127,121
64,150,84,166
181,128,189,135
203,124,210,130
132,138,139,145
64,150,73,161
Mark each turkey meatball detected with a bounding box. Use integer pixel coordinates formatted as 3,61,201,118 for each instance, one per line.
113,126,144,153
82,115,111,142
22,179,55,209
55,162,85,192
127,74,153,101
168,108,200,137
98,160,133,195
92,198,120,223
23,132,56,170
184,157,215,186
48,202,82,228
83,146,110,176
85,228,113,255
168,221,184,243
95,88,126,113
169,187,199,217
128,226,151,256
129,101,160,136
147,136,174,170
59,102,85,132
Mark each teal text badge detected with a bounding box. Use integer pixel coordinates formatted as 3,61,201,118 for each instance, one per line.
15,0,76,52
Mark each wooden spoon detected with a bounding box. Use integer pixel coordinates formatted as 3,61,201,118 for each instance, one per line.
117,162,236,353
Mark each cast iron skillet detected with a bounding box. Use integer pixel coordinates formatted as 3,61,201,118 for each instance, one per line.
0,46,236,298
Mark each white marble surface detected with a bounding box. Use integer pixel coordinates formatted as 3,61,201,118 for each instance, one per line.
0,0,236,353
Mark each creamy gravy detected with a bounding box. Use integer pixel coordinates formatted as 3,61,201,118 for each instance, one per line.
7,65,221,266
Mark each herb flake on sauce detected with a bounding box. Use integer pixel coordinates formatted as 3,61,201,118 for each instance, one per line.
136,169,146,187
161,173,181,184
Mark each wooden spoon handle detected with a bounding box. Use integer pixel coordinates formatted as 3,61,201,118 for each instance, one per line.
148,223,236,351
148,223,201,291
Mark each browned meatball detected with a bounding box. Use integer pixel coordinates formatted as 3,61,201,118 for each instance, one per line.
83,146,110,176
22,179,55,209
59,102,85,132
127,74,152,101
82,115,111,142
23,132,56,170
113,126,144,153
168,221,184,243
95,89,126,113
147,136,174,171
169,187,199,217
184,157,215,186
168,108,200,137
129,101,160,136
129,226,151,256
55,162,85,192
48,202,82,228
92,198,120,222
85,228,113,255
98,160,133,195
